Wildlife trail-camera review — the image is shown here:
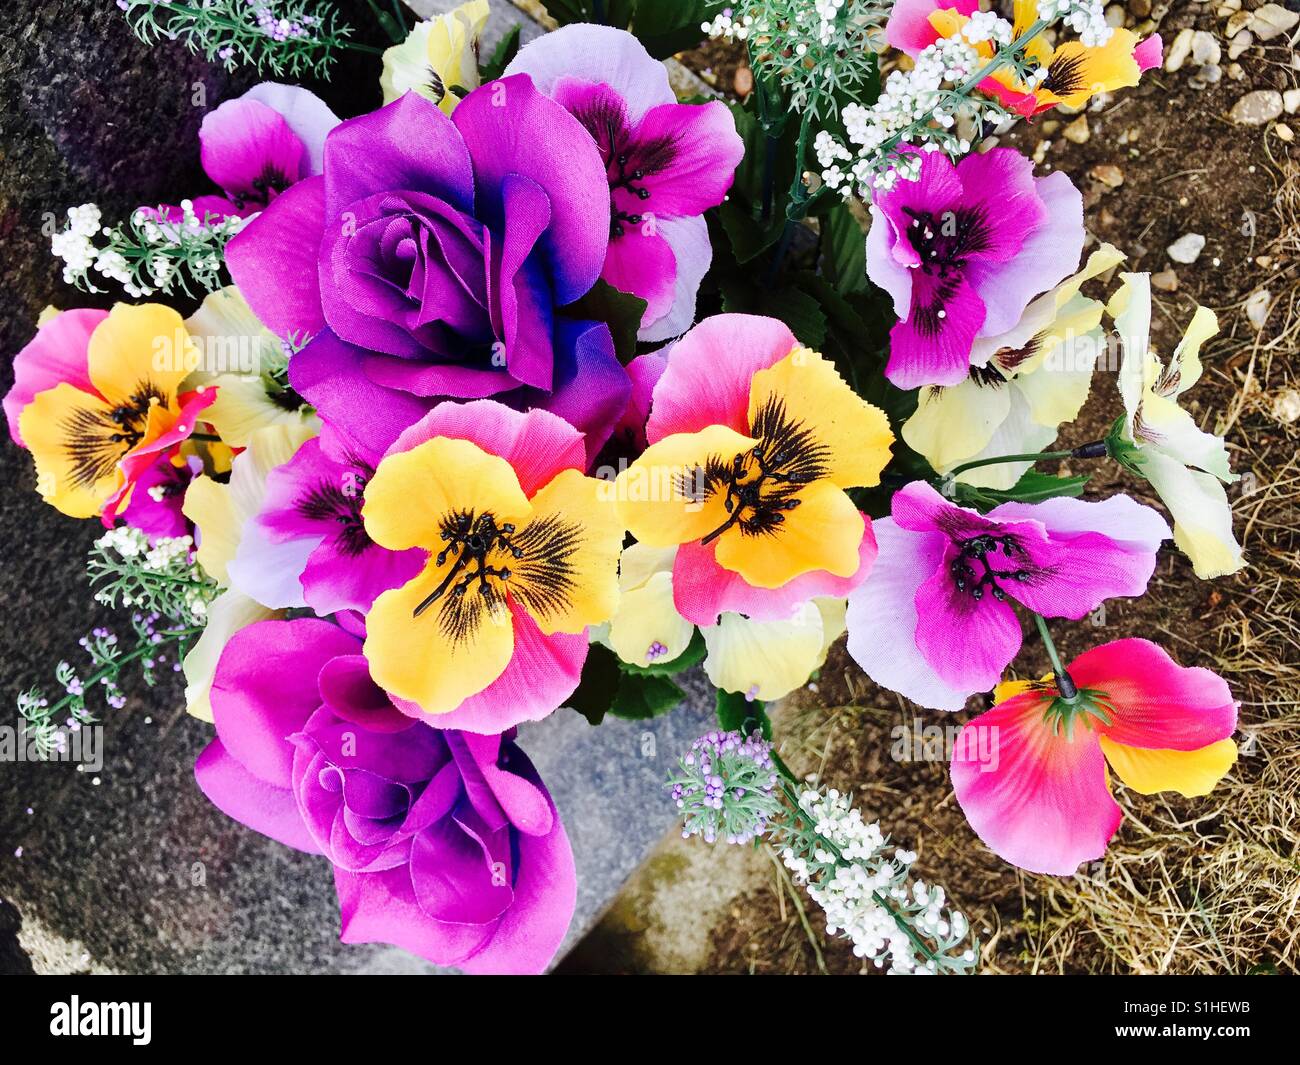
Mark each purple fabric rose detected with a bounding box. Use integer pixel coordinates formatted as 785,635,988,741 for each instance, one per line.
866,146,1083,389
195,618,576,974
506,25,744,342
227,78,632,464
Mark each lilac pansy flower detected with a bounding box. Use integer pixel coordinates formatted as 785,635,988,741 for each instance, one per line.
506,25,744,342
227,77,632,465
252,433,425,617
846,481,1170,711
866,147,1084,389
195,618,576,974
150,82,341,223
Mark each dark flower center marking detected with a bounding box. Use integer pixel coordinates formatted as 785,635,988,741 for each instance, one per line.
947,533,1034,602
62,381,166,488
568,93,679,240
687,396,830,545
231,163,293,211
904,206,992,338
295,458,376,558
412,509,584,646
1041,52,1088,98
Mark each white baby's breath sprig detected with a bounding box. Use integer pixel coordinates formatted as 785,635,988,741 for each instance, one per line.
50,201,248,299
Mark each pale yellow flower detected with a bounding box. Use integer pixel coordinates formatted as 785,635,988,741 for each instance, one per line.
380,0,490,113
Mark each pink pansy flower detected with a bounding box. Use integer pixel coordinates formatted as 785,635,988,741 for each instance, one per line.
866,147,1084,388
951,638,1238,875
506,24,744,342
148,82,340,222
119,453,203,541
846,482,1170,711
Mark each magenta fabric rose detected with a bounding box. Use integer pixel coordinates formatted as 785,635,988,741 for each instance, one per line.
195,617,576,974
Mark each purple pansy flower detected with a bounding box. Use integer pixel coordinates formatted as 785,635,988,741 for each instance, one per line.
866,147,1084,389
195,618,576,974
227,77,632,464
506,25,744,342
149,82,340,223
119,454,203,541
845,482,1170,710
253,434,425,616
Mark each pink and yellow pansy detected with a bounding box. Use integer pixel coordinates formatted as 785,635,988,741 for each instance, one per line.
361,399,625,733
926,1,1162,118
951,638,1237,875
613,314,893,627
10,303,216,522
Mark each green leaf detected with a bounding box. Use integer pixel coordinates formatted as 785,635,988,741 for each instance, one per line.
610,670,686,720
820,204,869,296
561,279,648,364
621,628,707,677
478,24,522,82
568,643,624,726
951,470,1091,510
719,275,826,348
632,0,727,59
717,101,797,263
715,689,771,739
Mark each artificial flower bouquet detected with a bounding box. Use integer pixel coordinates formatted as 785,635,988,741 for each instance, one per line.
7,0,1245,975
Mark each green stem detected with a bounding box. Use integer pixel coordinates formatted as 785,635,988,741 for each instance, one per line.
363,0,405,43
946,439,1108,479
33,627,202,721
1032,614,1078,702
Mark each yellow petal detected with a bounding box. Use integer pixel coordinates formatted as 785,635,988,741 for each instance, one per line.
87,303,193,408
363,437,532,552
714,479,863,589
19,384,126,518
364,561,515,714
182,590,278,721
747,347,893,489
1167,305,1218,398
614,425,755,548
201,373,319,449
1038,31,1142,111
702,602,825,701
1100,736,1237,797
508,467,624,636
617,542,677,594
903,379,1011,474
608,570,695,668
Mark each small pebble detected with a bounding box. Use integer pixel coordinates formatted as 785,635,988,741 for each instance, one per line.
1284,88,1300,114
1245,289,1272,330
733,65,754,97
1190,30,1221,65
1063,115,1091,143
1249,3,1299,41
1225,9,1253,37
1227,30,1253,61
1165,27,1193,72
1091,163,1125,187
1167,233,1206,263
1270,388,1300,424
1151,269,1179,292
1274,122,1295,143
1231,90,1284,125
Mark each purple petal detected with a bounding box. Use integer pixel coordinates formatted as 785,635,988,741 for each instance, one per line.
322,92,474,218
226,175,327,340
200,97,308,201
913,555,1024,694
885,269,986,388
242,82,341,174
195,738,320,854
454,74,610,305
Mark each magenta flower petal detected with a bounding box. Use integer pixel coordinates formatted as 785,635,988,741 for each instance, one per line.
1070,638,1238,750
914,554,1024,693
195,739,321,854
120,454,202,542
242,82,341,174
4,308,105,446
951,692,1122,875
885,0,980,56
208,618,361,786
628,100,744,218
602,225,678,322
226,174,328,340
640,214,712,342
199,97,309,206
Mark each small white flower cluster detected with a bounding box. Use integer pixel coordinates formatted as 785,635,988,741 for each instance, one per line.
704,1,889,118
816,33,982,195
91,527,216,623
50,201,248,298
780,788,978,974
1037,0,1112,48
960,9,1013,47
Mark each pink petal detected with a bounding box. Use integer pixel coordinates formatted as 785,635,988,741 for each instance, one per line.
952,692,1121,875
388,399,586,498
673,519,877,625
1069,638,1238,751
602,225,678,323
645,314,796,442
199,97,309,200
4,308,106,446
885,0,980,56
1134,34,1163,73
627,99,743,218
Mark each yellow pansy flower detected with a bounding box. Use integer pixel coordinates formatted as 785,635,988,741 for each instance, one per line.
380,0,490,113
